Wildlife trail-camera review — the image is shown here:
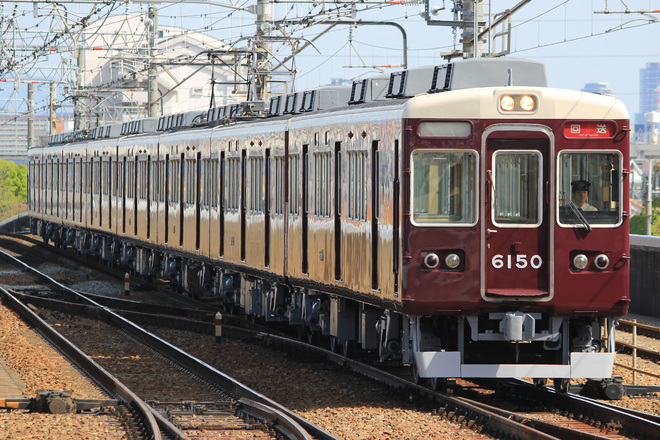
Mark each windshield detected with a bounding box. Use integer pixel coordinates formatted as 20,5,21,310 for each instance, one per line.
411,150,477,226
557,151,622,227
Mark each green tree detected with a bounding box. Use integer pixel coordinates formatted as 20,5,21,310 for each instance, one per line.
630,204,660,236
0,158,28,221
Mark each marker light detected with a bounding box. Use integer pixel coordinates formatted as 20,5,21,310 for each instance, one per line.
520,95,536,111
500,95,515,111
445,253,461,269
594,254,610,270
573,254,588,270
423,253,440,269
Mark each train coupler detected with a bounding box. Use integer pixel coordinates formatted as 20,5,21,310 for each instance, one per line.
0,390,119,414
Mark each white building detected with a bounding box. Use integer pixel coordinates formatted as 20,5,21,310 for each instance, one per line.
80,13,247,124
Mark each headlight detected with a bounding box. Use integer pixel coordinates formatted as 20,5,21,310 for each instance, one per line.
500,95,515,111
445,253,461,269
594,254,609,270
520,95,536,111
573,254,588,270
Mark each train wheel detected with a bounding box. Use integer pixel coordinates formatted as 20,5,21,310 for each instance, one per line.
553,378,569,394
412,365,422,385
340,340,353,358
431,377,448,392
329,336,338,353
533,378,548,388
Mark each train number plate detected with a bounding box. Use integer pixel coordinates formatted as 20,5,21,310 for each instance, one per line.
492,254,542,270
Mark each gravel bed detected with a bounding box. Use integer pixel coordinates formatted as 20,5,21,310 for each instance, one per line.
2,295,660,439
0,302,128,439
607,325,660,415
39,311,489,439
147,327,492,439
0,237,658,438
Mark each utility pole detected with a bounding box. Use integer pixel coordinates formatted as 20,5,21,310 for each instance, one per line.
49,82,57,137
647,159,655,235
27,82,34,150
148,5,160,117
462,0,483,57
254,0,271,101
423,0,485,59
74,48,85,130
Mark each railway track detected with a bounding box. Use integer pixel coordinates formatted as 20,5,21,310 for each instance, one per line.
2,236,660,439
0,246,334,440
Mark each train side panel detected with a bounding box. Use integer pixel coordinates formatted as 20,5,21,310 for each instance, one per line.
287,106,404,306
157,131,187,253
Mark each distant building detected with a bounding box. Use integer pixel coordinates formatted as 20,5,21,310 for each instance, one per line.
0,115,49,159
80,13,245,125
581,82,613,95
639,62,660,122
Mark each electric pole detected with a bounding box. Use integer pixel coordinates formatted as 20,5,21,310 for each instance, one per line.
27,82,34,150
148,5,160,118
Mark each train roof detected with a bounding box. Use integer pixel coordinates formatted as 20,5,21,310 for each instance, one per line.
46,57,623,147
404,85,629,120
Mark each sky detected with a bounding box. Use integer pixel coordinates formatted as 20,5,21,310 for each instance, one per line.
272,0,660,119
2,0,660,120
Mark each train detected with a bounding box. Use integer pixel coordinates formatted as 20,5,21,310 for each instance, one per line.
28,57,630,391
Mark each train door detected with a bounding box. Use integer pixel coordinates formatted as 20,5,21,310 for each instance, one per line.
264,148,271,267
240,148,247,261
302,144,309,274
483,128,552,300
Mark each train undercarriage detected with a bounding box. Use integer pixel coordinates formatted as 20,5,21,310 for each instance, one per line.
34,220,620,396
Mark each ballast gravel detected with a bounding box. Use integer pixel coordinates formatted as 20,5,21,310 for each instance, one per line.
0,302,128,440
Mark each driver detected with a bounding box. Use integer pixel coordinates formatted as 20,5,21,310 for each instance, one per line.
571,180,597,211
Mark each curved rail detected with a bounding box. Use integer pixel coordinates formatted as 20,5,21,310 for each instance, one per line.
0,247,330,440
0,287,174,440
507,380,660,439
9,242,660,440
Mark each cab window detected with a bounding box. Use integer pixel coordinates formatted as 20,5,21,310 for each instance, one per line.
411,150,477,226
558,151,622,227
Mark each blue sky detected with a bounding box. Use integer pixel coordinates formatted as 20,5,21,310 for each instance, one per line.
2,0,659,119
270,0,660,118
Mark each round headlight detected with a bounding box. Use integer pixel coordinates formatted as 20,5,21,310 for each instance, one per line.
445,253,461,269
594,254,609,270
423,253,440,269
500,95,515,111
573,254,588,270
520,95,536,111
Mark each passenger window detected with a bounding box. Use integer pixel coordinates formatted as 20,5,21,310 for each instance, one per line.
411,150,477,226
558,151,622,227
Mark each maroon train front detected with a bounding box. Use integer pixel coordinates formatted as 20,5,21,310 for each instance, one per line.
28,58,630,391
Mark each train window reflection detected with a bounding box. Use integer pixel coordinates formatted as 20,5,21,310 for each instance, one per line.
558,151,622,227
418,122,472,137
492,151,542,227
411,150,477,226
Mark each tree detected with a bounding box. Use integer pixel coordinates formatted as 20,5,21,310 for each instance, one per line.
630,203,660,236
0,159,28,221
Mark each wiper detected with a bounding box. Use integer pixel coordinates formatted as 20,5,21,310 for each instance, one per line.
563,192,592,232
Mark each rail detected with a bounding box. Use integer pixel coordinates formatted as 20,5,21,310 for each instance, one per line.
0,247,331,440
0,287,174,440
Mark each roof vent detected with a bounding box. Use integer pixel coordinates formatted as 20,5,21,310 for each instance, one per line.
348,75,389,104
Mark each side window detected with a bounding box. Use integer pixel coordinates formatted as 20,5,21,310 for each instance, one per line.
288,155,300,215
